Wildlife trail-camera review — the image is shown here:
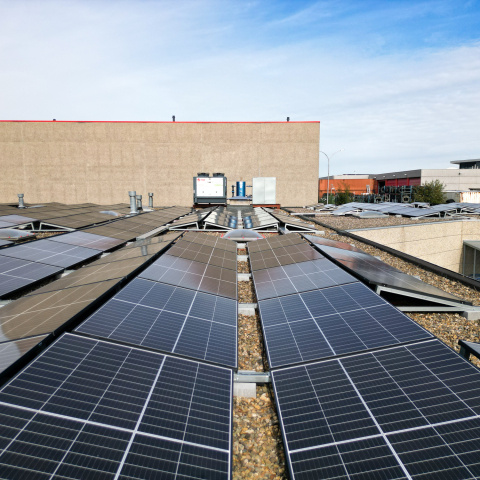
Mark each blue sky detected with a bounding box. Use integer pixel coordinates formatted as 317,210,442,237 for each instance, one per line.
1,0,479,176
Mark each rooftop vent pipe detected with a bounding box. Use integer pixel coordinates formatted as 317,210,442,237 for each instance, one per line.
212,173,225,177
136,195,143,210
128,191,138,214
172,115,175,122
148,192,154,208
197,173,210,177
287,117,290,122
17,193,25,208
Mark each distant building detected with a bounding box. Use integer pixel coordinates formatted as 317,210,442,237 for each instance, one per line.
319,159,480,200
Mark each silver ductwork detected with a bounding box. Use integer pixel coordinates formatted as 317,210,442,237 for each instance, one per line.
148,192,154,208
136,195,143,210
128,191,138,214
17,193,25,208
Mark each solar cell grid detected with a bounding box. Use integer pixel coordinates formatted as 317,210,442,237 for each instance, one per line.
0,335,47,377
0,239,102,268
90,241,168,265
0,260,64,299
0,279,119,342
184,232,237,252
272,339,480,480
140,254,237,299
252,258,357,300
259,283,432,368
83,226,137,240
247,234,304,253
249,242,323,271
49,231,125,251
313,243,468,303
168,240,237,271
29,256,148,295
76,278,237,367
0,334,232,479
0,215,36,225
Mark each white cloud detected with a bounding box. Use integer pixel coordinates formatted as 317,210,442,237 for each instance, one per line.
0,0,479,175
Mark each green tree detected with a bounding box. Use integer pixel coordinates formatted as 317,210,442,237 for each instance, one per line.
335,182,354,205
413,180,446,205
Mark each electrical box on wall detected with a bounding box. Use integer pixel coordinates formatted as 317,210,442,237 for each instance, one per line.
193,174,227,204
252,177,276,204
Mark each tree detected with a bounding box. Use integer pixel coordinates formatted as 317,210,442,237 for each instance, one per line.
335,182,354,205
413,180,446,205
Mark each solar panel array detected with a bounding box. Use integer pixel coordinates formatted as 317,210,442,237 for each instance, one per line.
0,334,233,479
331,201,479,218
0,233,179,377
77,232,238,368
247,232,480,479
272,339,480,479
304,234,469,304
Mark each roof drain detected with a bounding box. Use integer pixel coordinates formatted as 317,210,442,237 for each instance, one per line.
17,194,25,208
148,192,154,208
128,191,138,214
136,195,143,211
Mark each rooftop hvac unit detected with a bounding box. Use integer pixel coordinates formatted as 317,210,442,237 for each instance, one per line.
193,174,227,204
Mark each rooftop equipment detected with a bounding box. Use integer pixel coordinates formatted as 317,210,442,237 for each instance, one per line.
193,173,227,205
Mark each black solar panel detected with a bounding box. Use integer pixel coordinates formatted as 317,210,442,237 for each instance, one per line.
272,339,480,479
0,334,232,479
248,234,305,253
140,254,237,299
49,231,125,251
312,243,469,304
0,239,12,247
183,232,237,252
0,279,119,342
0,335,47,377
0,239,102,268
252,258,357,300
0,256,63,299
259,282,432,368
76,278,237,368
249,242,323,271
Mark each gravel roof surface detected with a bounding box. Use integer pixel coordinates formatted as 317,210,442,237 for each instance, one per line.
233,212,480,479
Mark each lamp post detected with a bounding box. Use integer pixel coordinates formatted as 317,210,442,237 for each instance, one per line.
320,149,344,205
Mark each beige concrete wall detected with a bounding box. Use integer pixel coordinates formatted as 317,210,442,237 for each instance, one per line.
0,121,319,206
349,220,480,273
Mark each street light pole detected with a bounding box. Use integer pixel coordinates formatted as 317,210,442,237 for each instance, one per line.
320,149,344,205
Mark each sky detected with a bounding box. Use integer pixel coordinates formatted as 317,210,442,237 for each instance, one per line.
1,0,479,176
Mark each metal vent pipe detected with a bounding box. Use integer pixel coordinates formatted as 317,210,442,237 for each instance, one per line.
148,192,154,208
128,191,138,214
17,194,25,208
136,195,143,210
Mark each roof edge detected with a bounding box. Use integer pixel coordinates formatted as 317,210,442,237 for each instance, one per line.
0,120,320,124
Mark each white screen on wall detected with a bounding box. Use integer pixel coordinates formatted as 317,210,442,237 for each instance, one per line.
196,178,224,197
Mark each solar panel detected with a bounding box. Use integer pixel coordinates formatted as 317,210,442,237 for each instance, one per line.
252,258,357,300
0,214,36,225
183,232,237,252
0,239,13,247
249,242,323,271
28,256,148,295
303,233,364,252
0,256,63,299
259,282,433,368
140,254,237,299
0,334,47,377
0,239,102,268
248,234,305,253
83,226,138,240
168,239,237,270
0,279,119,342
311,242,469,304
49,231,125,251
91,241,170,265
272,339,480,479
76,278,237,368
0,334,232,479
